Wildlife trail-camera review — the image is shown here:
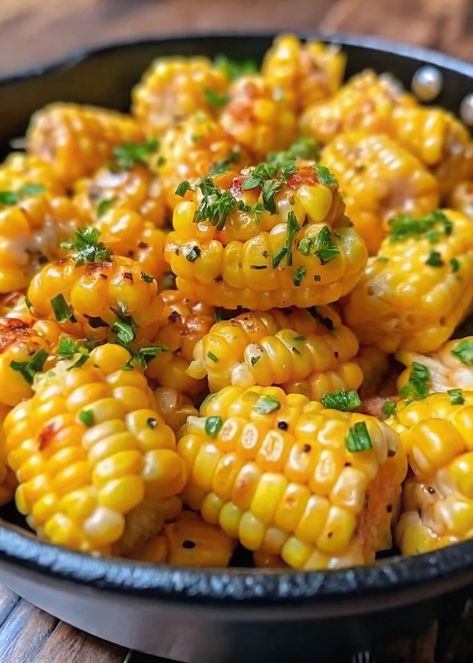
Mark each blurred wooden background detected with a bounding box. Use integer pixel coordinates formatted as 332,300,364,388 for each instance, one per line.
1,0,472,77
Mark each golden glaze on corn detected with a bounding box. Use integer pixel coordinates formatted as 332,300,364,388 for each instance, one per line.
146,290,215,397
188,306,362,398
262,34,346,111
27,255,164,342
4,343,187,554
321,132,440,254
27,104,144,185
178,385,406,570
0,153,64,196
166,163,367,309
129,511,235,566
388,392,473,554
343,210,473,353
132,56,229,136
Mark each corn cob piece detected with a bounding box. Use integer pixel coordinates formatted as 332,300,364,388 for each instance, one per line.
156,112,251,209
129,511,235,566
343,209,473,354
387,391,473,554
27,236,164,343
166,161,367,309
450,181,473,218
154,387,198,434
262,34,346,111
391,106,473,197
188,306,362,398
397,336,473,394
4,343,187,554
146,290,215,397
132,56,229,136
0,192,78,294
220,76,297,159
300,70,415,146
321,132,440,254
356,346,391,400
74,161,168,228
27,104,144,186
0,152,64,196
0,404,17,506
177,385,406,570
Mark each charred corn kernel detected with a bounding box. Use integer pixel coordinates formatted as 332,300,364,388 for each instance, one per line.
220,76,297,159
132,56,229,136
188,306,362,399
74,162,168,228
0,152,64,195
397,336,473,394
301,70,415,146
146,290,215,397
89,208,168,281
356,346,390,400
390,392,473,553
27,255,164,343
177,385,406,570
4,344,187,554
391,106,473,197
156,112,250,209
343,209,473,354
321,132,440,254
450,181,473,218
0,316,64,407
0,194,77,293
27,103,144,186
166,162,367,309
129,511,235,567
154,387,198,434
262,34,345,111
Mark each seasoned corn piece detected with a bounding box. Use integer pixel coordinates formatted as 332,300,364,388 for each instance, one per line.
4,343,187,554
0,153,64,196
166,161,367,309
321,132,440,254
27,103,144,185
262,34,346,111
154,387,198,434
343,210,473,353
188,306,362,398
132,56,229,136
178,385,406,570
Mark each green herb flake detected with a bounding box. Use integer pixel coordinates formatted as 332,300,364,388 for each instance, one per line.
79,409,95,427
205,415,224,438
321,390,361,412
376,256,389,264
399,362,430,400
207,351,219,363
204,89,229,107
0,191,19,205
19,183,45,196
50,294,74,323
293,266,306,286
140,271,155,283
57,337,90,369
314,164,336,187
214,55,258,81
268,137,319,163
194,177,239,230
346,421,373,453
272,246,288,268
314,226,339,264
113,138,159,170
426,250,443,267
293,336,305,342
185,246,201,262
175,181,193,197
452,339,473,366
451,257,460,273
448,388,465,405
388,210,452,242
111,303,136,346
209,148,241,175
285,211,299,266
254,394,281,415
61,227,112,265
250,355,261,366
96,196,117,218
10,348,49,385
381,400,397,418
133,344,168,369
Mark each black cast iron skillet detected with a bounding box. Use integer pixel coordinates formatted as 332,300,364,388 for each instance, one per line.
1,33,473,663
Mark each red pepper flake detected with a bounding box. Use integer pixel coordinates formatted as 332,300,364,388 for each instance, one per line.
287,166,318,189
0,318,31,353
38,421,60,450
123,272,134,281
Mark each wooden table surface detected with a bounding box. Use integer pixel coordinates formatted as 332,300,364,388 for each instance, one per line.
1,0,473,661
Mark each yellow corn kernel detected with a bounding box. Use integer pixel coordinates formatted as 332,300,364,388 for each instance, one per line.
0,152,64,196
178,385,406,570
154,387,198,434
4,343,187,555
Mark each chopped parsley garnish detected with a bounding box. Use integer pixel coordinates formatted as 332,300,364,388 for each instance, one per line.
313,226,339,264
426,250,443,267
307,306,334,331
448,388,465,405
346,421,373,453
111,302,136,346
451,258,460,273
50,294,74,323
293,266,306,286
214,54,258,81
112,138,159,170
79,409,95,427
284,211,299,266
10,348,48,384
194,177,240,230
132,344,168,369
61,227,112,265
321,390,361,412
96,197,117,218
0,183,46,206
140,271,155,283
293,336,305,342
272,247,287,268
207,351,219,363
205,416,224,438
381,400,397,418
388,210,452,242
254,394,281,415
376,256,389,264
399,362,430,400
185,246,201,262
175,181,193,197
209,148,241,175
314,164,336,187
19,183,46,196
204,89,229,107
0,191,19,205
250,355,261,366
451,339,473,366
57,337,90,369
242,161,296,214
268,137,319,164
